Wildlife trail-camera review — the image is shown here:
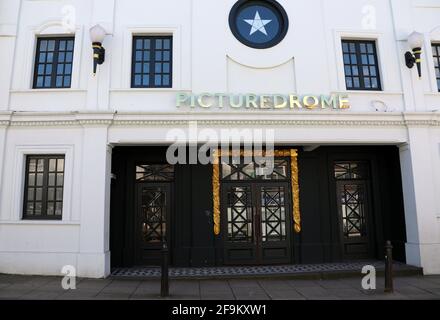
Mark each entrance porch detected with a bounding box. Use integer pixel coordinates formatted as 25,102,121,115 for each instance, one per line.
110,145,407,270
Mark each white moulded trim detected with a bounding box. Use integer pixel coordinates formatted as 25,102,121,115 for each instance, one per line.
21,19,84,91
120,25,182,90
9,89,87,94
341,90,404,95
2,110,440,127
0,24,18,37
0,221,80,226
413,0,440,8
333,30,388,93
426,27,440,93
109,88,189,93
225,54,295,70
11,145,75,223
0,110,439,131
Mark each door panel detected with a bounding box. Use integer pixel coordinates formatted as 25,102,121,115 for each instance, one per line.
222,184,258,264
135,183,171,265
336,181,371,259
222,182,292,265
259,185,292,264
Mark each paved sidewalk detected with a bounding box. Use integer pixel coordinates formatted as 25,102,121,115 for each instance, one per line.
0,274,439,300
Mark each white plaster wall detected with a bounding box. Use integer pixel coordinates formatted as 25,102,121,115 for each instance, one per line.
0,0,439,277
0,223,80,253
0,125,85,276
0,127,82,221
1,0,439,112
226,58,297,94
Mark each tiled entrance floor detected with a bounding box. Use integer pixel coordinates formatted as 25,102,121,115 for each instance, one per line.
111,261,422,280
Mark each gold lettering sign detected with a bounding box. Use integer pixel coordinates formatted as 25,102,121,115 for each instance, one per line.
177,93,350,110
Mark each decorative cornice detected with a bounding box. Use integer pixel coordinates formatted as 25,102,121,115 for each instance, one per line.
112,119,410,127
405,120,438,127
5,119,440,127
77,119,114,126
9,120,114,127
2,112,440,128
10,120,78,127
0,112,13,127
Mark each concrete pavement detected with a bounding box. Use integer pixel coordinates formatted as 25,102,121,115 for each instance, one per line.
0,274,439,300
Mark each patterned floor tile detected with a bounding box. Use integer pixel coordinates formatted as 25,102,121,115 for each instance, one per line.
111,261,416,279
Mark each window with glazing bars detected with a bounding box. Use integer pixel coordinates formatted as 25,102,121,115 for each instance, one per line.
334,162,369,180
342,40,381,91
23,155,65,220
433,43,440,92
132,36,172,88
33,37,74,89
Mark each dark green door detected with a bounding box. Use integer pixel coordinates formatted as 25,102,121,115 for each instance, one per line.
135,183,171,265
222,182,292,265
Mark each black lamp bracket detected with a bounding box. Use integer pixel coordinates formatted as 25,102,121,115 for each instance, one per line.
405,47,422,77
92,42,106,75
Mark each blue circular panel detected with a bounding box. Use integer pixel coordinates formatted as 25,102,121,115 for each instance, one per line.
229,0,289,49
236,6,280,44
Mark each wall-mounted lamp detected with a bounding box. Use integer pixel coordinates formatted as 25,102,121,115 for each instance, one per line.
89,24,107,75
405,31,424,78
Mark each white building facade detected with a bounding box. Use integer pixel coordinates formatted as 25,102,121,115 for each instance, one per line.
0,0,440,278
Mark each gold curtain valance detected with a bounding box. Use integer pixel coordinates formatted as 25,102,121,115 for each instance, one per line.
212,149,301,236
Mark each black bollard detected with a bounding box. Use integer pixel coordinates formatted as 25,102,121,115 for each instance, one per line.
161,241,169,297
384,240,394,293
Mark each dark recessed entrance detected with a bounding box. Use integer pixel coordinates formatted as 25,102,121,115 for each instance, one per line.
110,146,407,269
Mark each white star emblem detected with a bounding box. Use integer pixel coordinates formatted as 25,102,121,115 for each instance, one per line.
244,11,272,36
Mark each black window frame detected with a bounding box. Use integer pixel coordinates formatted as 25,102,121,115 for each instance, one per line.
342,39,382,91
131,35,173,88
33,36,75,89
22,155,65,220
334,161,370,180
432,43,440,92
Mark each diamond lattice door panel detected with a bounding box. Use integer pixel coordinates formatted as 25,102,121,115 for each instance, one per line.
336,180,372,259
227,186,254,243
135,183,171,266
222,182,292,265
141,188,167,244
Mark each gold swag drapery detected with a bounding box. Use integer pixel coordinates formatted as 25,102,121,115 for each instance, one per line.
212,149,301,236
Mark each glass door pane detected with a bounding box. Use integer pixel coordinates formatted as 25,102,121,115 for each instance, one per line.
340,184,367,239
226,186,253,243
141,186,167,244
260,186,287,242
